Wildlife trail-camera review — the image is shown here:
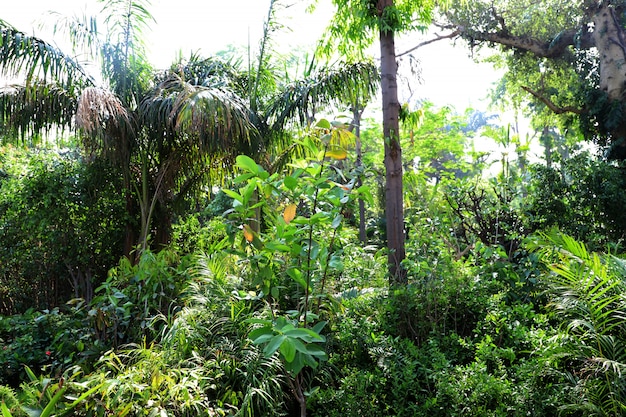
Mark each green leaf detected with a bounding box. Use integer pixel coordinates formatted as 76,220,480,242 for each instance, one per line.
305,344,328,358
40,386,67,417
249,327,273,342
263,335,287,357
280,338,297,362
236,155,261,174
331,214,343,229
221,188,243,203
287,268,308,289
315,119,331,129
284,175,298,190
284,328,322,341
312,321,327,334
265,241,291,252
286,352,305,376
1,402,13,417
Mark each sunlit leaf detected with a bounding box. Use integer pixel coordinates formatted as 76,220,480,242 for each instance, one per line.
315,118,331,129
283,203,297,224
243,224,254,242
325,148,348,160
236,155,261,174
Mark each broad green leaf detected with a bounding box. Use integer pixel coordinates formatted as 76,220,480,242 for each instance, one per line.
265,241,291,252
284,175,298,190
287,268,308,289
221,188,243,203
250,333,273,345
305,344,328,358
233,172,256,183
331,214,343,229
315,119,331,129
291,338,309,354
236,155,261,174
312,321,327,334
249,327,273,342
280,338,297,362
263,334,287,357
287,352,305,376
284,328,323,341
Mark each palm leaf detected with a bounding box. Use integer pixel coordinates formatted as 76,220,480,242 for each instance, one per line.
0,24,93,88
0,82,77,142
267,61,380,129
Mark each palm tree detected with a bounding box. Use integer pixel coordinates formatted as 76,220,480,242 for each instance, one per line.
0,0,378,258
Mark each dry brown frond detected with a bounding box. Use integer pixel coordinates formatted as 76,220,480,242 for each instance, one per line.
76,86,131,133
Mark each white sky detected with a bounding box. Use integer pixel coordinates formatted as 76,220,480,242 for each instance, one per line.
2,0,502,110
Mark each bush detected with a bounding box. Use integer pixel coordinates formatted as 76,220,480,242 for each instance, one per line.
0,148,126,314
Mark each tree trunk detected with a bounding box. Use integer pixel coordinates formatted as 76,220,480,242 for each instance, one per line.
592,5,626,103
350,104,367,243
379,0,406,285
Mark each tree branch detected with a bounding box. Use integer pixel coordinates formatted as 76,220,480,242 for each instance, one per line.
521,85,584,114
397,29,461,57
456,26,594,59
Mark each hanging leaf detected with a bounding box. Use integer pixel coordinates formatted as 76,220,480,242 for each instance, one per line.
283,203,297,224
243,224,254,242
325,148,348,160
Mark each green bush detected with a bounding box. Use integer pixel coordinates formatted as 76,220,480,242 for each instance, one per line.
0,305,103,387
0,148,126,314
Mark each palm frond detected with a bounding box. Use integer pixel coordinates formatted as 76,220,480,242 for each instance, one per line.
531,230,626,415
0,82,77,142
267,60,380,129
169,77,256,155
48,11,100,59
76,86,135,162
0,25,93,88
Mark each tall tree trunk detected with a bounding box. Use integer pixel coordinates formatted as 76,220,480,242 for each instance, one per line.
379,0,406,285
350,104,367,243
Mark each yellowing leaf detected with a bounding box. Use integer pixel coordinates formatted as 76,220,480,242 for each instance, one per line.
283,204,297,224
325,148,348,160
243,224,254,242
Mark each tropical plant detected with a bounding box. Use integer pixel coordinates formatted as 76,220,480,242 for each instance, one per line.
529,231,626,416
0,0,379,258
3,365,102,417
222,119,373,416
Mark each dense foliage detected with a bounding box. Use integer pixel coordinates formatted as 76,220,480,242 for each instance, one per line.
5,1,626,416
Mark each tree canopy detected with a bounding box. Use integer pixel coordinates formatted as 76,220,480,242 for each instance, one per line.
441,0,626,159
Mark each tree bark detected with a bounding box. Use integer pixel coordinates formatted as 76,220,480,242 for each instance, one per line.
591,5,626,102
379,0,406,285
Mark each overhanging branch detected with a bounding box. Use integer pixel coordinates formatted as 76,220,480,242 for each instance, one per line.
397,29,461,57
521,86,583,114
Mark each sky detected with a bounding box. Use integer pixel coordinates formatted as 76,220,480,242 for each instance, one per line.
1,0,502,111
